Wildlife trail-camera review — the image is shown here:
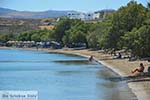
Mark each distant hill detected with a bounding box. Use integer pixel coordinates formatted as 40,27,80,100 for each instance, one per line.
0,17,41,34
0,17,57,34
0,7,115,19
0,8,115,34
0,7,73,19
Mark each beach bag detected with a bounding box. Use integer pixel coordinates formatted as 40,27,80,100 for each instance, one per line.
148,66,150,72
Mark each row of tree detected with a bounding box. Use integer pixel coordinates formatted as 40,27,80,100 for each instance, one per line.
0,1,150,57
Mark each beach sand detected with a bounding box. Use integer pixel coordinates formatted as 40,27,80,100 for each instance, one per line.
1,47,150,100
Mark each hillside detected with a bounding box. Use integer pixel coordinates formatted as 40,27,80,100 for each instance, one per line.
0,7,115,19
0,17,56,34
0,8,115,34
0,7,73,19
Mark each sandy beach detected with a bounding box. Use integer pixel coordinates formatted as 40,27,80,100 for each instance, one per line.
1,47,150,100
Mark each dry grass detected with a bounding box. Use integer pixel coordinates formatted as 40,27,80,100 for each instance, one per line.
39,25,54,30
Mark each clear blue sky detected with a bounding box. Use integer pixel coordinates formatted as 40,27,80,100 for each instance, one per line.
0,0,147,12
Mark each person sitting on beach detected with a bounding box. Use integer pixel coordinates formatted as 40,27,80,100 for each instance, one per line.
89,56,93,61
131,63,145,74
117,52,122,59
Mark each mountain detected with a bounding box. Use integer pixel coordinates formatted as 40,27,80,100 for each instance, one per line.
0,7,17,13
0,7,72,19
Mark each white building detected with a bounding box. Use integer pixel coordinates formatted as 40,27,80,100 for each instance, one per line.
67,12,97,21
93,12,100,20
67,11,107,21
84,13,94,21
67,9,115,21
67,12,85,21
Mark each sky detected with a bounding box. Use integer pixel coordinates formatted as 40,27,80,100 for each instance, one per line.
0,0,148,12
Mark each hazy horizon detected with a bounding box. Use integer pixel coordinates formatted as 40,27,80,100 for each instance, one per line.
0,0,147,12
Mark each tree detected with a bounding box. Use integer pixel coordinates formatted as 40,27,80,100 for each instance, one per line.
31,33,41,42
147,2,150,9
70,30,87,46
121,25,150,57
17,32,32,41
61,20,91,47
138,25,150,57
52,18,81,43
86,31,99,48
105,1,146,50
0,33,17,43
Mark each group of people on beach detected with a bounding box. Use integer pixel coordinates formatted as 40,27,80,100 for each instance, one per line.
89,55,150,75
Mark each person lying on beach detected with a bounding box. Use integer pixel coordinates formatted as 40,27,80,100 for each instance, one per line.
131,63,145,74
89,56,93,61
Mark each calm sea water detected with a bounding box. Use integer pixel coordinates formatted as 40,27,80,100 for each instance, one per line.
0,49,137,100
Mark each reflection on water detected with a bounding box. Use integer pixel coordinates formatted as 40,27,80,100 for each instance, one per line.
57,70,82,75
0,49,137,100
53,60,94,65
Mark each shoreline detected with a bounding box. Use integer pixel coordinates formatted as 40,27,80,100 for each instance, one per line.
1,47,150,100
45,48,150,100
